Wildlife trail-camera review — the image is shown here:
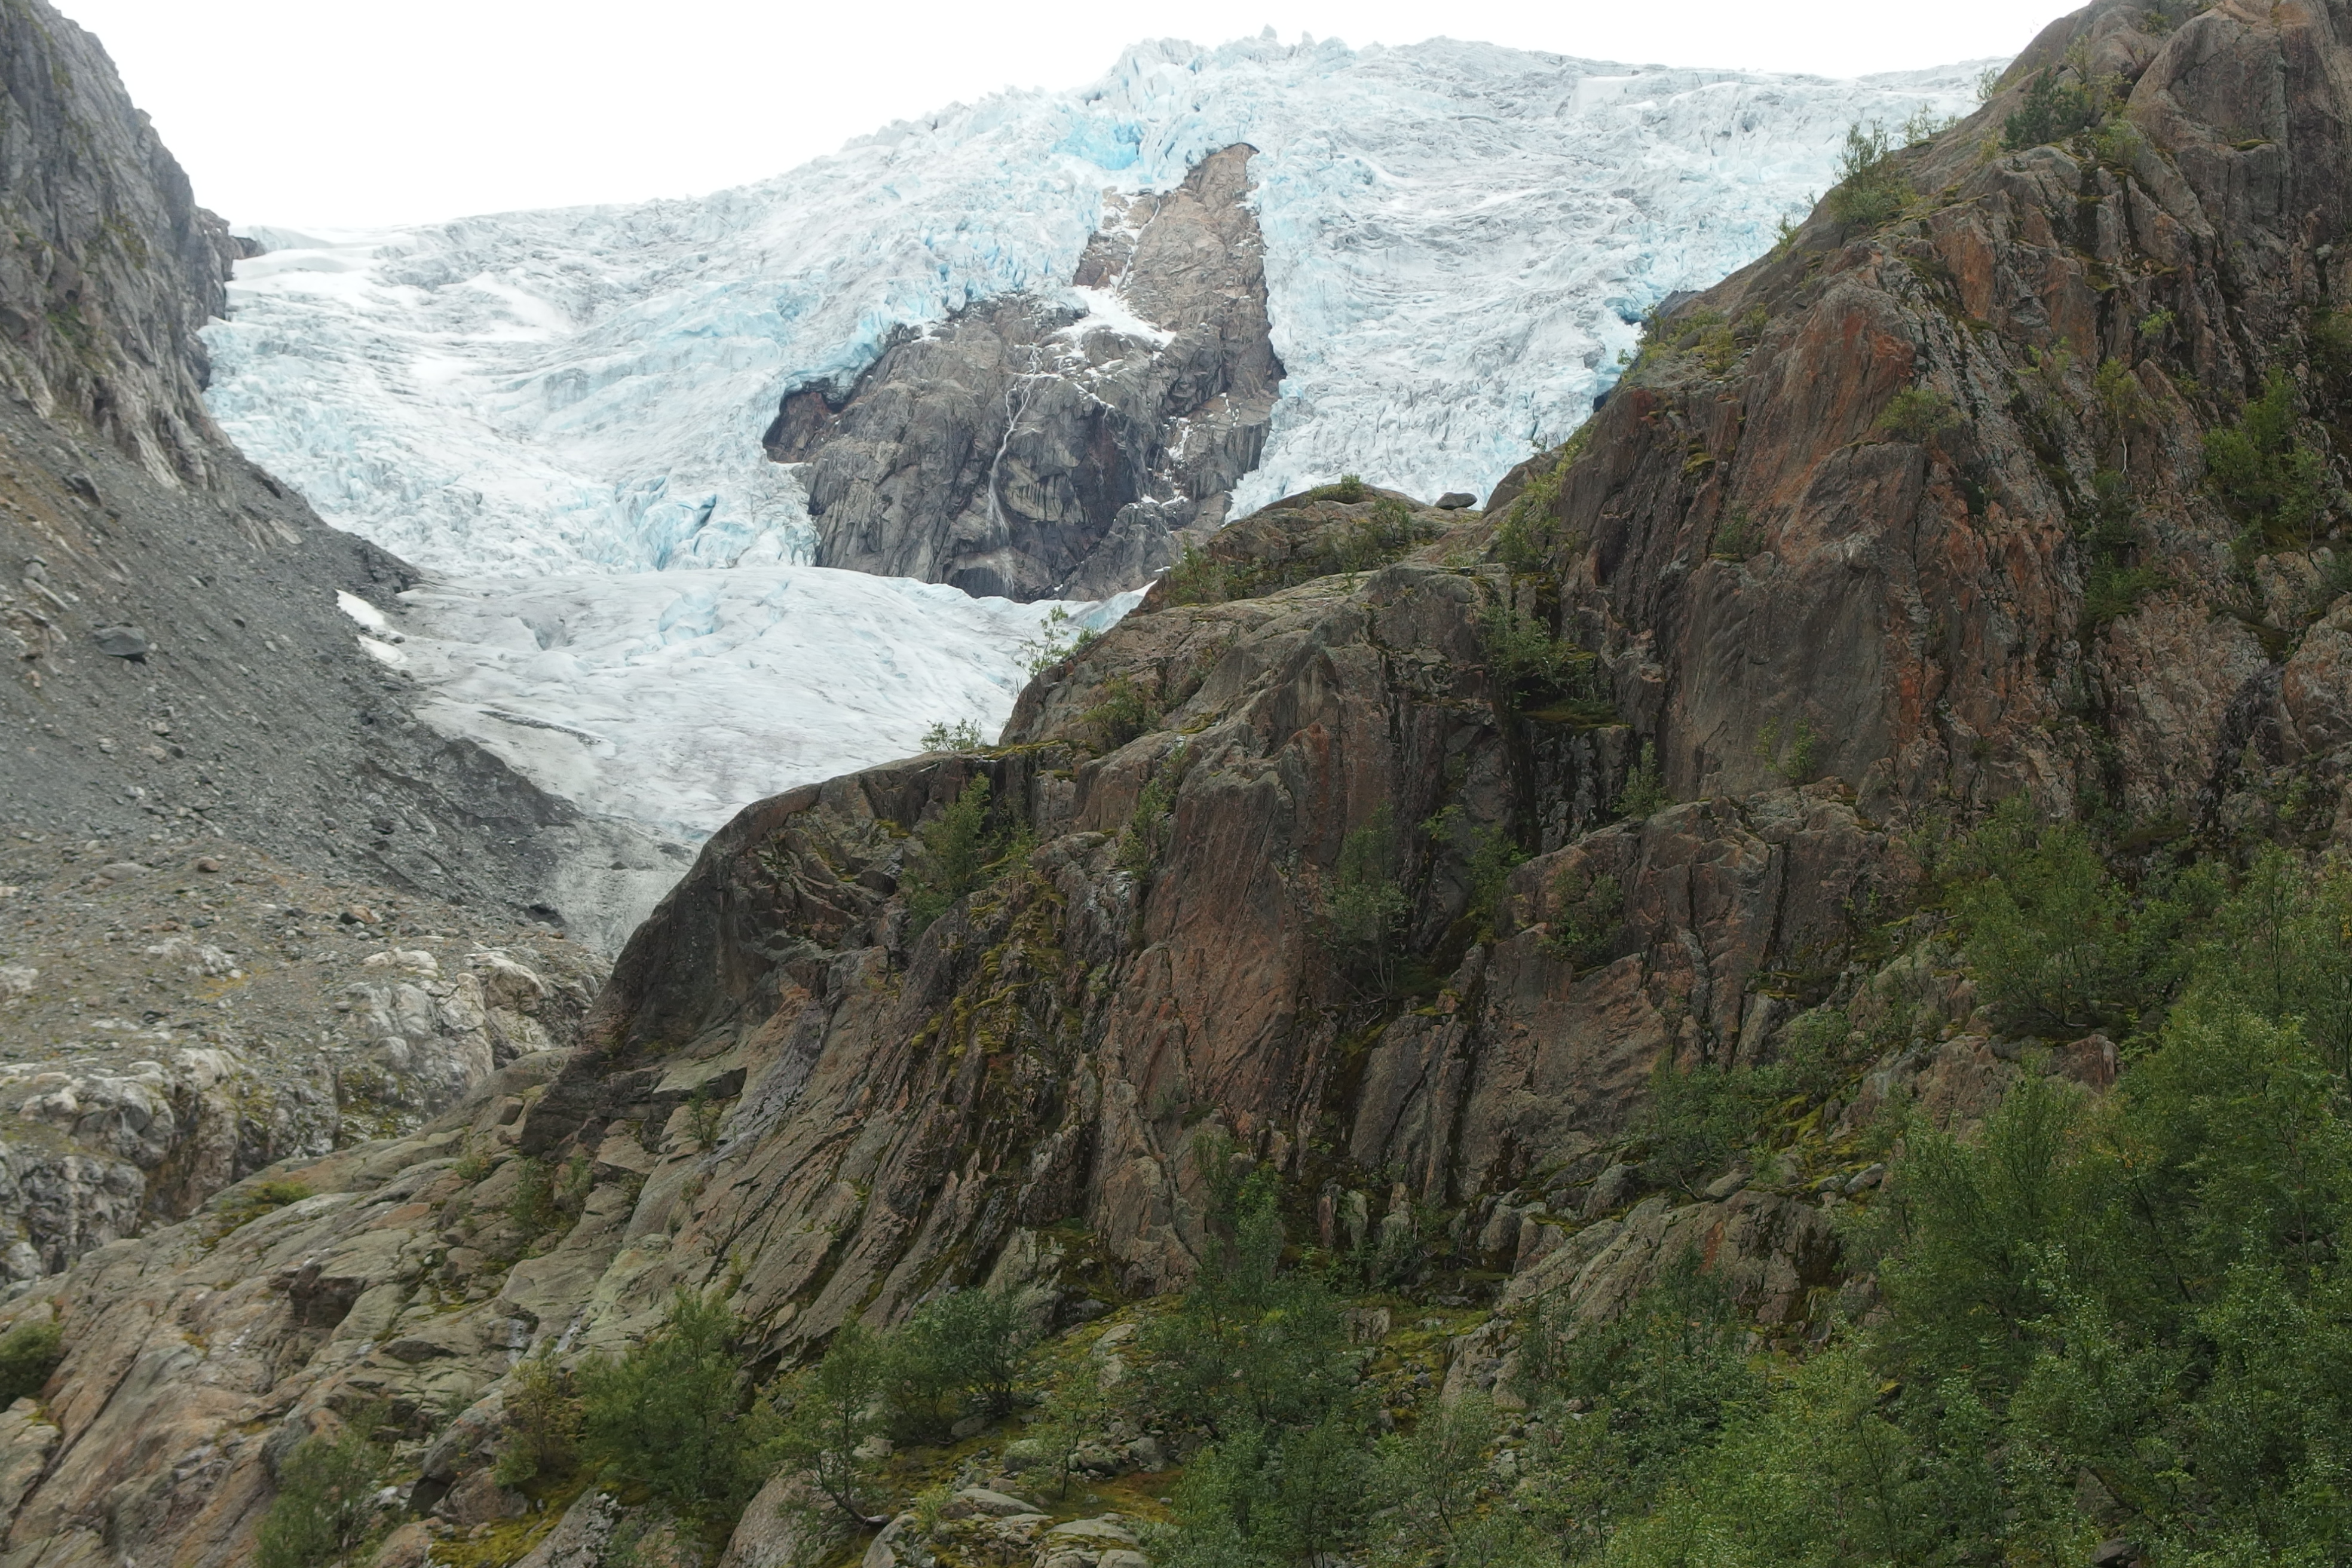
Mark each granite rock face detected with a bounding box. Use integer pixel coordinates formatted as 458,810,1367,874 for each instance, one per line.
770,145,1281,601
1488,0,2352,836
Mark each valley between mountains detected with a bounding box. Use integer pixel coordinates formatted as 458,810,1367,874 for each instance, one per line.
8,2,2352,1567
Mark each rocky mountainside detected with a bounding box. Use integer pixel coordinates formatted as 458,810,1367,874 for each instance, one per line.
771,145,1281,601
0,1,636,1315
0,0,659,939
9,1,2352,1566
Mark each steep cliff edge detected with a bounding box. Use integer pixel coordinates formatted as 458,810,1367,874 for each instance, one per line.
11,2,2352,1565
771,146,1281,601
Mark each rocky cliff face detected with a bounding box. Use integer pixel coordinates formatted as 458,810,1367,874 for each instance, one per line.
1493,0,2352,840
770,145,1281,601
0,0,236,488
13,2,2352,1565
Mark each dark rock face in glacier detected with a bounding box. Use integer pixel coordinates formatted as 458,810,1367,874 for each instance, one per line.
768,144,1283,601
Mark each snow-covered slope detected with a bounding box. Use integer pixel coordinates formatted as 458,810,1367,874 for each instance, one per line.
208,34,1988,849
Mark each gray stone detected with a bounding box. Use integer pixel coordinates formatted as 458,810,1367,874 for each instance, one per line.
719,1472,826,1568
1435,492,1477,509
776,146,1280,602
514,1490,618,1568
943,1487,1044,1520
90,625,148,658
1582,1163,1639,1218
1000,1437,1052,1473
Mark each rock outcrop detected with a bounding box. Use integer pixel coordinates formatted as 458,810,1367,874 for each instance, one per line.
17,2,2352,1564
770,145,1281,601
1488,0,2352,839
0,831,606,1293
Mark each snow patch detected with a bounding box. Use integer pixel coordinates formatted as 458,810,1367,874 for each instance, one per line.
1059,285,1174,348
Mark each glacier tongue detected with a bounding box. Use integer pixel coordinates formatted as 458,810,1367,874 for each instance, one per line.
373,574,1132,841
210,35,1990,847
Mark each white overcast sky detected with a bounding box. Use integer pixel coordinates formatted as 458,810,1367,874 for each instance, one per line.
54,0,2062,229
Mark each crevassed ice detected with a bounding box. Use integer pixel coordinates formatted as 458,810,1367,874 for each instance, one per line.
382,572,1138,841
223,35,1988,846
208,35,1989,578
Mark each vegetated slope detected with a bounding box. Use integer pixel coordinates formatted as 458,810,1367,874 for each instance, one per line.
10,2,2352,1566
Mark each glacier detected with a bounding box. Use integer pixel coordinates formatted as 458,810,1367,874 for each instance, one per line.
208,33,1989,852
359,574,1137,841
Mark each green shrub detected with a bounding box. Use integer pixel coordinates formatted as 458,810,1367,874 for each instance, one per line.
1316,473,1367,504
1824,122,1909,231
772,1320,890,1527
1370,1391,1499,1560
2093,355,2152,446
1524,1252,1763,1537
2001,68,2099,149
2075,469,2166,631
1016,606,1097,676
1116,771,1176,878
507,1157,557,1231
918,718,986,752
1708,508,1762,562
1875,385,1958,444
578,1288,773,1525
1321,806,1413,997
2082,561,2167,628
684,1081,727,1150
1136,1166,1360,1440
1634,1055,1778,1198
1141,1166,1369,1568
1751,716,1818,785
1546,862,1624,969
493,1344,581,1489
1479,601,1569,684
904,775,1012,935
0,1318,62,1405
507,1155,590,1234
1079,675,1160,753
1025,1352,1114,1501
1425,806,1527,940
1942,797,2170,1035
2186,845,2352,1078
2206,368,2335,550
1164,542,1233,607
255,1417,387,1568
1615,740,1670,820
884,1287,1031,1441
1156,1414,1370,1568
